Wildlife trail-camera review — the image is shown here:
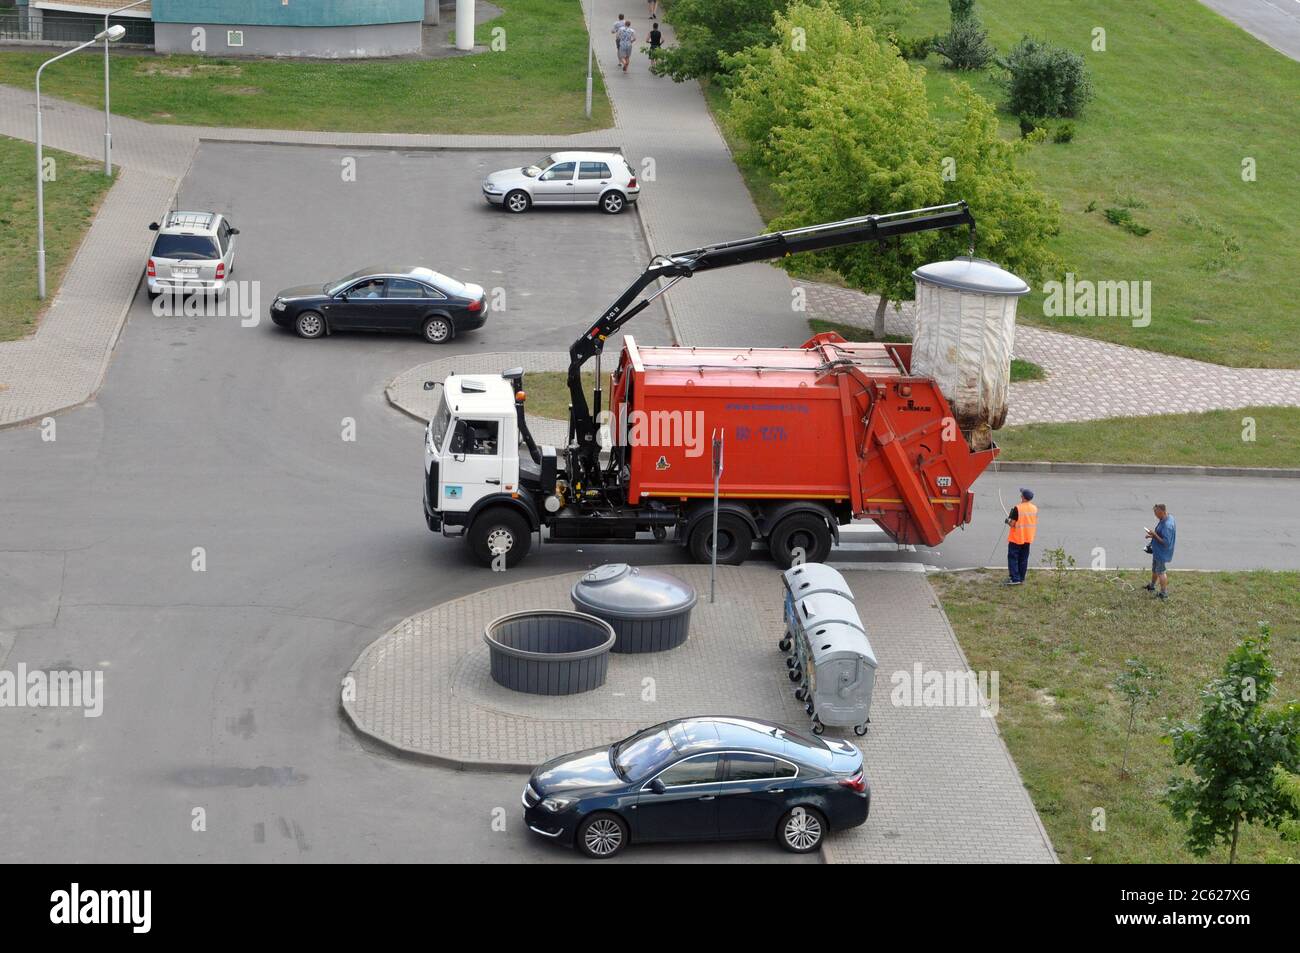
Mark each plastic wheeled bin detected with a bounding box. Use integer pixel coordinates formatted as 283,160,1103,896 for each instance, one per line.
780,563,859,677
801,620,877,736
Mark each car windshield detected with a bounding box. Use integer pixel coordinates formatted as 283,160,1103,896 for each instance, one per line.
152,234,219,261
326,269,374,296
612,725,675,780
522,155,554,178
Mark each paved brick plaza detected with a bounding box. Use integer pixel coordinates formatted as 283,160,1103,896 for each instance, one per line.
344,564,1056,863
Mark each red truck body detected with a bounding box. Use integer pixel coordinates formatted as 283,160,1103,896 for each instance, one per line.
610,332,999,546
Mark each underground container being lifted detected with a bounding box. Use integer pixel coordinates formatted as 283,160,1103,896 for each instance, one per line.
570,563,697,654
484,610,616,695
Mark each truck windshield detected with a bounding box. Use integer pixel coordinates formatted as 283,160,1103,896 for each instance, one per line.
431,393,452,450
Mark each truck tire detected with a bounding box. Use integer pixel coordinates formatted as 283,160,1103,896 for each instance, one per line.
688,514,753,566
467,507,532,568
768,513,833,568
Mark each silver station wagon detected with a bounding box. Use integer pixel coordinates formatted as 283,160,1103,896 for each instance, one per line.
482,151,641,214
145,210,239,298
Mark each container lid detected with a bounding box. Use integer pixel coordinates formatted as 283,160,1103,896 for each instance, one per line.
782,563,855,601
912,257,1030,296
571,564,698,619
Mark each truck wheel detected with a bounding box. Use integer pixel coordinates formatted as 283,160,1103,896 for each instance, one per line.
688,514,752,566
467,507,532,568
768,513,833,568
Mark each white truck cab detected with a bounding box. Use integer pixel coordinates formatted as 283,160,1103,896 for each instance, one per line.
424,375,530,559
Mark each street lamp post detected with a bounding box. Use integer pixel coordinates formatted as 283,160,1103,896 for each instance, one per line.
37,26,125,299
104,1,149,176
585,0,593,119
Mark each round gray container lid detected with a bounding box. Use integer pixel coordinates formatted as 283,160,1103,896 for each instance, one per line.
912,257,1030,296
571,563,698,619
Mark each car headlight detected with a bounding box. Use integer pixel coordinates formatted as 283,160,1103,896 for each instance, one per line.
541,797,575,813
272,299,287,311
483,182,501,194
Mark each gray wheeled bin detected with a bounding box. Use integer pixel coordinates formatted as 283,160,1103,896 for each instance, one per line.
779,563,876,736
802,620,877,736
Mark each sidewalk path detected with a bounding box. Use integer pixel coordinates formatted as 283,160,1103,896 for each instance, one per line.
1199,0,1300,60
800,281,1300,425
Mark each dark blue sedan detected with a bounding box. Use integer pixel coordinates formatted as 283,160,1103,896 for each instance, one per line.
522,716,869,858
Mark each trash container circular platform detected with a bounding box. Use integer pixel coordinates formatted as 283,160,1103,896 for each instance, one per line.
483,610,616,695
570,564,697,654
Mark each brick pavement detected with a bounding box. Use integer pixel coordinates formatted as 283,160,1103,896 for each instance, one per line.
800,281,1300,425
344,563,1056,863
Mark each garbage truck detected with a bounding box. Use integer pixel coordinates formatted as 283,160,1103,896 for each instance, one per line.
422,202,1023,568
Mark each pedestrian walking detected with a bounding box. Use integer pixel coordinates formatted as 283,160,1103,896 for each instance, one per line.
612,13,625,54
647,0,659,17
648,22,663,54
1004,488,1037,586
617,21,637,71
1144,503,1176,600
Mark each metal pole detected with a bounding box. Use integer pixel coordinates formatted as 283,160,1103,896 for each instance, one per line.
585,0,593,119
104,2,151,176
37,32,121,299
710,429,723,604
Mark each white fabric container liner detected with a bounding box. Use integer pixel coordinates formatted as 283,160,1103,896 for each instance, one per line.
911,257,1030,450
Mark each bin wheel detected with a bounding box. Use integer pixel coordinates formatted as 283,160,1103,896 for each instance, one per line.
794,688,806,702
785,656,796,669
778,637,792,653
811,719,825,736
787,669,799,683
854,723,869,737
805,702,815,716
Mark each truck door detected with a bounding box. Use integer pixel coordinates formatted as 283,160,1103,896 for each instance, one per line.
439,417,505,510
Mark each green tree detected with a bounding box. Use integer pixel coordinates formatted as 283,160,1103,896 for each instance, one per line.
1113,658,1163,778
650,0,911,82
1163,624,1300,863
724,2,1059,337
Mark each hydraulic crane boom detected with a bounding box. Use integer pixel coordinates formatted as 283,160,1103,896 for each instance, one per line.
559,202,976,484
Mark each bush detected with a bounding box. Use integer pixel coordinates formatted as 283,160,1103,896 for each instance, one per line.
1052,120,1075,143
893,33,938,59
1000,36,1094,119
934,16,994,70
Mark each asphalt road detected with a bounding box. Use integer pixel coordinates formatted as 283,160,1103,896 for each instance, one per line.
1200,0,1300,60
0,143,1296,863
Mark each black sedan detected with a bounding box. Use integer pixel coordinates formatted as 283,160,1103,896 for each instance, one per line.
522,716,869,858
270,265,487,343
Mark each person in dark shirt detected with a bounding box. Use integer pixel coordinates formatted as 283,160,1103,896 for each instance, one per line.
648,23,663,52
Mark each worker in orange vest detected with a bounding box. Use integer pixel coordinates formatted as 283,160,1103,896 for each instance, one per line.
1004,488,1037,586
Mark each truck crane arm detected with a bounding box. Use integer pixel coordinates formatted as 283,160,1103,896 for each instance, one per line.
561,202,976,480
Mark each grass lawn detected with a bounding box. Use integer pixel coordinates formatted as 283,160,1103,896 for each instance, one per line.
995,406,1300,468
0,0,611,135
0,135,112,342
932,568,1300,863
807,317,1046,381
705,1,1300,367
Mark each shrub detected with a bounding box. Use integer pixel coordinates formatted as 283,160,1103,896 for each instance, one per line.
1052,120,1075,143
893,33,938,59
934,15,994,70
1000,36,1094,119
1104,207,1151,237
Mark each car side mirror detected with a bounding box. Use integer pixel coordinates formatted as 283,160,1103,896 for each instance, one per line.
650,778,667,795
423,380,438,391
449,420,468,455
228,227,240,236
148,222,160,231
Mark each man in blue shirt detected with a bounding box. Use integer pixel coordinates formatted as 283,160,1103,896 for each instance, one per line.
1144,503,1176,600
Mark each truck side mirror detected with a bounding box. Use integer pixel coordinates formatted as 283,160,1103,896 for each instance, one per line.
148,222,160,231
449,420,467,455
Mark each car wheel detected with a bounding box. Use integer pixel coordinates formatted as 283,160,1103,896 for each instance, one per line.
577,813,628,859
504,190,531,214
778,807,826,854
467,507,532,568
423,316,452,344
294,311,325,339
688,513,753,566
768,513,833,568
600,191,626,214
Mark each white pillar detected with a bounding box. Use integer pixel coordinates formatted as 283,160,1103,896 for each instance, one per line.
455,0,474,51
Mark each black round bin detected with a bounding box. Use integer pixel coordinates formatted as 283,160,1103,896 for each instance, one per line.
570,564,697,654
483,610,615,695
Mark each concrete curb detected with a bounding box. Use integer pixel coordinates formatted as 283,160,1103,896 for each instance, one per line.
993,461,1300,479
340,697,532,774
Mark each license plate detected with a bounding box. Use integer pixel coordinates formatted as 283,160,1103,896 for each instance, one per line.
174,268,198,278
